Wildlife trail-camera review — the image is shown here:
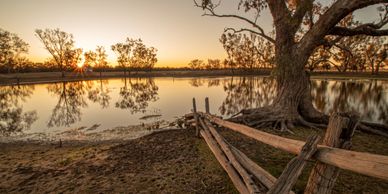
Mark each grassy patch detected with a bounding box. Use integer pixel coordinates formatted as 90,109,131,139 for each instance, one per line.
219,127,388,194
196,138,238,193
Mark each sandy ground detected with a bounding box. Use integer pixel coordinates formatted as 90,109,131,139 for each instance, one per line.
1,126,387,194
0,129,237,194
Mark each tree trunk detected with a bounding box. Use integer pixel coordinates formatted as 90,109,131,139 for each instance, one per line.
237,45,328,130
271,47,309,117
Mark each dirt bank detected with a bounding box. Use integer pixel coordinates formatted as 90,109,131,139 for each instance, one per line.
1,70,387,85
1,127,387,193
0,129,236,194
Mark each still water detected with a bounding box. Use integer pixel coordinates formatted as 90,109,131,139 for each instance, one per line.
1,76,387,137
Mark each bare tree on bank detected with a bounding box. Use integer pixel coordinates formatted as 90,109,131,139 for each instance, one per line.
365,36,387,75
112,38,158,76
84,46,109,77
0,28,29,74
221,32,275,70
188,59,204,70
195,0,388,132
35,28,79,78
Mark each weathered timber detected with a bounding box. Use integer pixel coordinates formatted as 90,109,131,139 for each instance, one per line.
304,113,358,194
268,135,320,194
229,145,276,189
203,113,388,180
228,143,295,194
192,98,199,137
199,128,249,194
184,113,194,119
205,97,210,114
185,119,196,126
200,119,262,194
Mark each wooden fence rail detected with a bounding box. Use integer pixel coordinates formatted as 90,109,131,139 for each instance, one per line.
188,97,388,194
203,113,388,181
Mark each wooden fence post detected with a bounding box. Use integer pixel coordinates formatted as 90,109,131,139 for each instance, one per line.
268,134,321,194
205,97,210,114
304,112,359,194
201,119,261,193
192,98,200,137
199,125,249,194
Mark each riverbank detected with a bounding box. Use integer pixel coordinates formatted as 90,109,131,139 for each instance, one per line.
1,70,387,85
1,127,387,193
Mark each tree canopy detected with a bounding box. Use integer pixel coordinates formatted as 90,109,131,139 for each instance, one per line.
112,38,158,74
0,28,29,73
195,0,388,132
35,28,81,77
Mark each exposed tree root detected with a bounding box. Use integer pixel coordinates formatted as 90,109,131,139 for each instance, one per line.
228,107,325,134
229,107,388,137
358,122,388,138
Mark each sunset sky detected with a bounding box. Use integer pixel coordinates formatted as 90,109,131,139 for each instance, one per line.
0,0,382,67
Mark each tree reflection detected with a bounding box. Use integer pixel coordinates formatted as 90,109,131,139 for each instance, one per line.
87,79,111,108
311,80,388,124
216,77,387,124
188,78,221,88
219,77,276,115
47,81,92,127
115,77,159,114
0,85,37,136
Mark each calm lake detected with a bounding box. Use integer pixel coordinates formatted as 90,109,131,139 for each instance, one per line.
1,76,387,139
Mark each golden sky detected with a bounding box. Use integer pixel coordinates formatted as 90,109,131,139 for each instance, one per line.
0,0,382,67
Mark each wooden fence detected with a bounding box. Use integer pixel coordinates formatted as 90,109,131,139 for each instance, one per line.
185,97,388,194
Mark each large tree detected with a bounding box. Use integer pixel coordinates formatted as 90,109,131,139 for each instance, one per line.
35,28,80,77
0,28,29,73
196,0,388,131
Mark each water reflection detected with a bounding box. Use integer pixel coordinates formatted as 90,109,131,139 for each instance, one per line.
0,85,37,136
1,77,386,136
189,78,221,88
88,79,111,108
46,81,92,127
311,80,388,124
115,77,159,114
189,77,388,124
45,78,159,128
218,77,276,115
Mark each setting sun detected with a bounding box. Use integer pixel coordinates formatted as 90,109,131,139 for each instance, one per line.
77,58,84,68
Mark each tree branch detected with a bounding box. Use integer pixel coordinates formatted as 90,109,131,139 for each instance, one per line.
193,0,274,43
267,0,292,24
298,0,388,57
329,26,388,36
224,28,275,43
292,0,314,31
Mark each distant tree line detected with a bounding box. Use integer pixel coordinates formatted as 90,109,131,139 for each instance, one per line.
1,26,387,75
0,28,158,76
